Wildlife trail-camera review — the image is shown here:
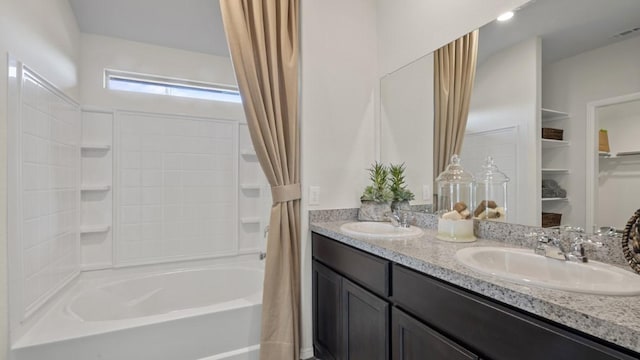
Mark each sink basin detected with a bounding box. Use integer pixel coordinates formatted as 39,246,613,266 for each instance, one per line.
340,222,423,239
455,246,640,296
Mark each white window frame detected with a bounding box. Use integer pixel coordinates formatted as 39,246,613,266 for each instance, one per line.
104,69,242,103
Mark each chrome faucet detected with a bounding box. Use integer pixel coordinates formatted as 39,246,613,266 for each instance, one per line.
531,231,589,263
386,210,410,228
533,234,567,260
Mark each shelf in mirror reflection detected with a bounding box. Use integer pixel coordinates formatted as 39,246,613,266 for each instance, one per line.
600,151,640,159
541,197,569,202
541,168,569,174
541,139,570,148
541,108,570,122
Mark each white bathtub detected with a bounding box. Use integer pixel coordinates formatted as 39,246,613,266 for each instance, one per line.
11,258,264,360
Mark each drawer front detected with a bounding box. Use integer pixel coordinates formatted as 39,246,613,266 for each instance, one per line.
392,307,477,360
392,264,637,360
312,232,390,297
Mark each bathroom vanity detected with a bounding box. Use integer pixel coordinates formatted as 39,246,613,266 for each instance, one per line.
310,219,640,360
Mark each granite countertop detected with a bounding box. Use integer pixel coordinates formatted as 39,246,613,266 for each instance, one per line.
310,220,640,354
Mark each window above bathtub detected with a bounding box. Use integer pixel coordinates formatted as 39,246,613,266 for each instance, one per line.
104,69,242,103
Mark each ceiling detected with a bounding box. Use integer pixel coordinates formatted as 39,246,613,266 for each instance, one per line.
68,0,640,64
68,0,230,57
478,0,640,65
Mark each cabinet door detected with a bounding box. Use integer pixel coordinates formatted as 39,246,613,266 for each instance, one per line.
342,278,389,360
392,307,478,360
313,261,342,360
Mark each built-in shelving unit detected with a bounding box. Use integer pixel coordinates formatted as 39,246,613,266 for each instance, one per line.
238,124,269,254
540,108,571,227
80,110,114,269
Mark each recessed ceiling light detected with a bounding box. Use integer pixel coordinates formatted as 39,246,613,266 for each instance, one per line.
497,11,514,22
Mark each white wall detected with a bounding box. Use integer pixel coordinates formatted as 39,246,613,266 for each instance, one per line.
466,37,541,226
300,0,379,356
300,1,539,356
0,1,80,357
542,35,640,228
80,34,243,120
376,0,530,75
380,54,434,204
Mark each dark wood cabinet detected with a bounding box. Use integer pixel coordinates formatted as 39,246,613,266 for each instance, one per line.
311,232,640,360
342,279,389,360
392,264,637,360
312,261,342,360
312,259,389,360
391,307,477,360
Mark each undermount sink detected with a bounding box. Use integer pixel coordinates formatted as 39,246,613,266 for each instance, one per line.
455,246,640,296
340,222,423,239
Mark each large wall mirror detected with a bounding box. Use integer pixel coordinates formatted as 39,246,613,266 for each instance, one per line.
380,0,640,230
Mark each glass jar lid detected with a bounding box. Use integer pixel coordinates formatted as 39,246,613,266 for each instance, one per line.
435,155,474,184
475,156,510,184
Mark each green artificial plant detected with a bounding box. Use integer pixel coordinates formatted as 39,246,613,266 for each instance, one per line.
360,162,394,203
389,163,415,202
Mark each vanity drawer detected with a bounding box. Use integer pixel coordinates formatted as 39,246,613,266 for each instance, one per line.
392,264,637,360
312,232,390,297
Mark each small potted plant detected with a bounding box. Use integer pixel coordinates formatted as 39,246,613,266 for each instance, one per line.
389,163,415,211
359,162,393,221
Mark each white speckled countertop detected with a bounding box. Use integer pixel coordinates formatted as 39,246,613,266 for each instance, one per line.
310,219,640,354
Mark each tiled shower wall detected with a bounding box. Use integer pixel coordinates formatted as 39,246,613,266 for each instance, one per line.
115,112,238,265
14,67,81,317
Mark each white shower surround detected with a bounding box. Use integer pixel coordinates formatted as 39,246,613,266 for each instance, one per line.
11,258,263,360
115,111,240,266
8,61,82,333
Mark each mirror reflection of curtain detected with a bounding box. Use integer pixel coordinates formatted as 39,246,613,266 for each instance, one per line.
220,1,301,359
433,30,479,181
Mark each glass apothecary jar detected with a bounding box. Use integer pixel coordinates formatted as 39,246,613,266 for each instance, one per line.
474,156,509,222
435,155,476,242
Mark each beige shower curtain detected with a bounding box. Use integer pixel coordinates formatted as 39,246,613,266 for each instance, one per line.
220,1,300,359
433,30,479,178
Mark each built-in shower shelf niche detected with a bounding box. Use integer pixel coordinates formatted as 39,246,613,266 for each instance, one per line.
81,184,111,192
81,144,111,151
240,184,261,191
240,217,261,225
240,149,258,158
80,225,111,234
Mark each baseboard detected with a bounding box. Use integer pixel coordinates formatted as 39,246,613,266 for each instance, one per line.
300,347,314,359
